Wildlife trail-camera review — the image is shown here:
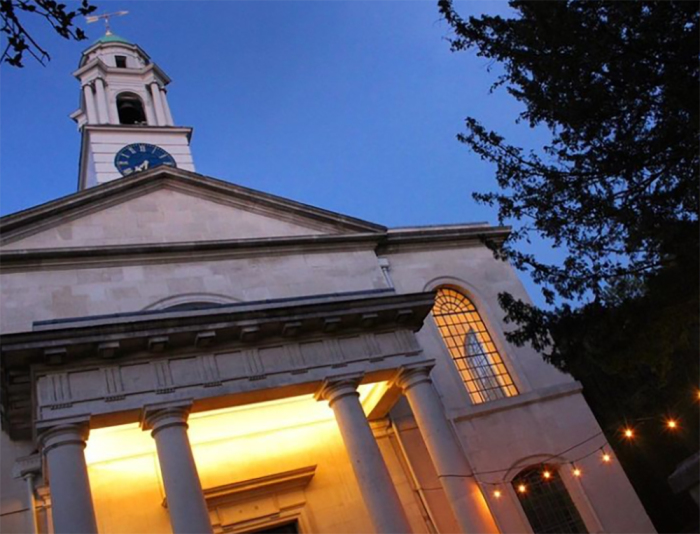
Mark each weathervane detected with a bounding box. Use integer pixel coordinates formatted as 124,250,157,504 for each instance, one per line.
86,10,129,36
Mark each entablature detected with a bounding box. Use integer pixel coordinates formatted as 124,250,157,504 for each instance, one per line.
1,290,435,440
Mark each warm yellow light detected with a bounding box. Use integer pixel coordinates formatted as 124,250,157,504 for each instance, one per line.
542,469,552,479
517,483,527,493
602,452,611,463
493,489,502,498
623,428,634,439
666,419,678,429
572,467,582,477
86,382,388,467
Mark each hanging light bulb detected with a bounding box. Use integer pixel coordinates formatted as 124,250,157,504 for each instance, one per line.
572,465,582,477
542,469,552,480
493,489,502,499
666,419,678,430
602,452,612,463
517,483,527,494
623,427,634,439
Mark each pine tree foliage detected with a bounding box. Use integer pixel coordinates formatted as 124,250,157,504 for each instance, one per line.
438,2,699,530
437,0,698,363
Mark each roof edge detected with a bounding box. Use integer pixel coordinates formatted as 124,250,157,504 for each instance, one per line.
0,167,386,239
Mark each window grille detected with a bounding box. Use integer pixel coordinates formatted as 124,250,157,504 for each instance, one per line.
432,288,518,404
512,467,588,534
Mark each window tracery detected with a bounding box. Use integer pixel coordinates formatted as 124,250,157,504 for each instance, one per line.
432,287,518,403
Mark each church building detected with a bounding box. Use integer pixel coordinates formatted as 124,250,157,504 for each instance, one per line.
0,31,655,534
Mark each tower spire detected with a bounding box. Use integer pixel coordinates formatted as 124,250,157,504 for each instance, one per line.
85,10,129,36
71,23,195,190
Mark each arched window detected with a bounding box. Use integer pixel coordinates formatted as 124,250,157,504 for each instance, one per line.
432,287,518,404
116,92,147,125
512,466,587,534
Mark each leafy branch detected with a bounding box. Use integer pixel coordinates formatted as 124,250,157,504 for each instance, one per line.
1,0,97,67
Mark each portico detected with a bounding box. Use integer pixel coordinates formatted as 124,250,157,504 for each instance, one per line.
3,290,497,534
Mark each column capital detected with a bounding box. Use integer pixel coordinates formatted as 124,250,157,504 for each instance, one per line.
314,372,364,406
37,416,91,455
394,361,436,392
12,453,42,479
141,400,193,436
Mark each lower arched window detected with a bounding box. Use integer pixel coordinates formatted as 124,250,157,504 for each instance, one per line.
512,467,588,534
432,287,518,404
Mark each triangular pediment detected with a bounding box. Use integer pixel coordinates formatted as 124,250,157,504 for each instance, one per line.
0,168,385,250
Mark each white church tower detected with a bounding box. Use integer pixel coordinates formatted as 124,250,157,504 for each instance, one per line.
71,31,195,189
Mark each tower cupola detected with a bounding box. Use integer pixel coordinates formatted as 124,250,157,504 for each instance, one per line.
72,30,195,190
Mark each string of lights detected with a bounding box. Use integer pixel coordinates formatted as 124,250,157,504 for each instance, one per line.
413,388,699,499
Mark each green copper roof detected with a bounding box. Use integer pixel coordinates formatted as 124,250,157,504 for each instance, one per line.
93,33,132,45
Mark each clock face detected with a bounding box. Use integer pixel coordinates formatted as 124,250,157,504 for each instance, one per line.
114,143,177,176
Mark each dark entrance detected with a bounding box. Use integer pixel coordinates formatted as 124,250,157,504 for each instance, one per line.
248,522,299,534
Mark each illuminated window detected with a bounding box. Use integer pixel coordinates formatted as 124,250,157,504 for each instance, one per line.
432,287,518,404
512,467,588,534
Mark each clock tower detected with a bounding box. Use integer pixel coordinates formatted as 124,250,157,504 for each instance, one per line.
71,31,195,190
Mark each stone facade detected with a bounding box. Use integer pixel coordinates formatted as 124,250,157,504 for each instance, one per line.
0,31,655,534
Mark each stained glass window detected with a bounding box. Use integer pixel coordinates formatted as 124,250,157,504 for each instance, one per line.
432,287,518,404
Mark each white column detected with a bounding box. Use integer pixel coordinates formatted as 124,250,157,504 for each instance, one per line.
13,454,42,534
39,421,98,534
143,402,213,534
161,87,174,125
108,97,120,124
82,84,98,124
150,82,166,126
317,376,412,534
143,93,157,126
396,365,499,534
94,78,110,124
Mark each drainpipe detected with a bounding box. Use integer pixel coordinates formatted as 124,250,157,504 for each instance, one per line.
390,420,439,533
378,257,395,289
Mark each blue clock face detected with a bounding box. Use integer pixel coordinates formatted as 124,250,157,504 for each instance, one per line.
114,143,177,176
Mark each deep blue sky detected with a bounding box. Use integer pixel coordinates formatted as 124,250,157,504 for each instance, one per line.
1,1,555,305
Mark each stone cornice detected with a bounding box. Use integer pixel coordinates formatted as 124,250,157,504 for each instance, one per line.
201,465,316,507
0,227,510,273
75,57,170,84
82,124,194,139
77,42,153,69
450,381,584,423
1,290,435,440
1,290,433,361
381,225,509,252
0,167,385,243
0,168,510,262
